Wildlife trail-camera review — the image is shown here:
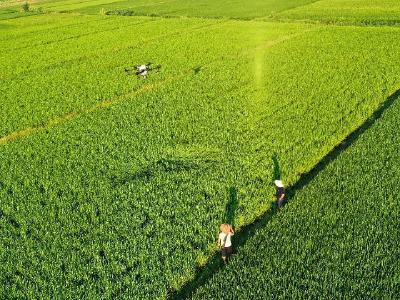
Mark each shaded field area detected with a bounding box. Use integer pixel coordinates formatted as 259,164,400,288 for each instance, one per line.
193,92,400,298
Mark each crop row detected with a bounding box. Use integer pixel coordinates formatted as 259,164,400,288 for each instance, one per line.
43,0,400,26
3,0,399,25
274,0,400,26
0,14,308,136
0,15,218,77
27,0,317,19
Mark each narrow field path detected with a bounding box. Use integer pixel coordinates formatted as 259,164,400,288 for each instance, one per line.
169,88,400,299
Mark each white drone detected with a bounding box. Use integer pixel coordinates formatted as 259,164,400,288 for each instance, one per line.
125,62,161,79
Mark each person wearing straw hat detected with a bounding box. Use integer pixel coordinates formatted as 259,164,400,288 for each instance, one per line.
274,180,286,209
218,223,234,264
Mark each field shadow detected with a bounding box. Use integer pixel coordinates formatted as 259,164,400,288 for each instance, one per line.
110,158,204,187
223,186,238,227
272,153,281,180
111,156,221,187
169,89,400,299
193,66,202,74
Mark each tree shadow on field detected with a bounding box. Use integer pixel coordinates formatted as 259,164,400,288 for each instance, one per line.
168,89,400,299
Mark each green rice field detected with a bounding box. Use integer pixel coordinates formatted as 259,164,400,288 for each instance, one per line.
1,0,399,298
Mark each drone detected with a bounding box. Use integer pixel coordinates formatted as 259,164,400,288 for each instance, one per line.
125,62,161,79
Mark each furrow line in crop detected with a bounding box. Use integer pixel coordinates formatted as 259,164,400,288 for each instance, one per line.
169,88,400,299
44,0,124,10
0,28,311,146
255,27,315,50
264,16,400,28
77,17,229,55
2,18,228,81
2,18,152,53
0,15,113,44
111,9,400,28
0,74,183,145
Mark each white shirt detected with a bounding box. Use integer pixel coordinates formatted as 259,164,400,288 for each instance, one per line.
219,232,234,248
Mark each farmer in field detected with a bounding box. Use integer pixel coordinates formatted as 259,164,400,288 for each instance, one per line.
218,223,234,264
274,180,286,209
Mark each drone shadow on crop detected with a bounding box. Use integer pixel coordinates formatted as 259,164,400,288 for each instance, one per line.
168,88,400,300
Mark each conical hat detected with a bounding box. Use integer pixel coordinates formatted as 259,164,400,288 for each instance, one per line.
274,180,284,187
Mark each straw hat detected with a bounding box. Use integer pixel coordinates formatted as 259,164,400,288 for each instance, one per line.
220,223,231,233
